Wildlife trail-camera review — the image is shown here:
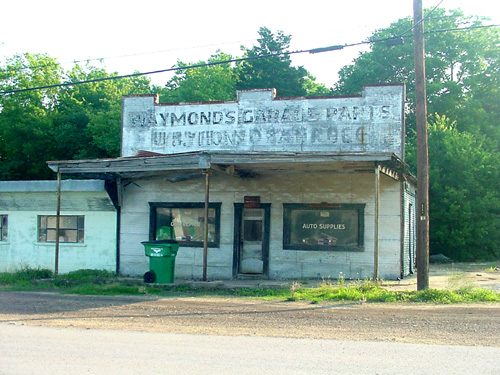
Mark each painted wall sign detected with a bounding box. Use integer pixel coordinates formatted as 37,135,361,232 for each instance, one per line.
121,85,404,157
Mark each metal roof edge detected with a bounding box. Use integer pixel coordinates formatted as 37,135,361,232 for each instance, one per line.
0,179,106,193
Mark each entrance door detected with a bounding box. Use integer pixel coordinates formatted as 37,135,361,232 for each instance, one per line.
233,204,270,277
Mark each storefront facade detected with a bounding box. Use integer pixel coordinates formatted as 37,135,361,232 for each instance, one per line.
48,85,416,280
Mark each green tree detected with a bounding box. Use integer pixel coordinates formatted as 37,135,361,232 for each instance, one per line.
0,55,153,180
334,8,499,143
333,8,499,261
406,115,500,261
236,27,323,97
160,52,237,103
59,65,151,158
0,53,62,179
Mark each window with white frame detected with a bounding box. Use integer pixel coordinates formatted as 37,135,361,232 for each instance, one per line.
0,215,7,241
38,215,85,243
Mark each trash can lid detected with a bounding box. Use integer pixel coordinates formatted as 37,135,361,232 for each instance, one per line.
141,239,178,245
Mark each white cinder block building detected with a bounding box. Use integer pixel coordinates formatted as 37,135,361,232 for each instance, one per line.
0,180,117,273
48,86,417,280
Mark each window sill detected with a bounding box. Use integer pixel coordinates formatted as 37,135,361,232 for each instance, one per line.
35,242,87,247
283,246,365,252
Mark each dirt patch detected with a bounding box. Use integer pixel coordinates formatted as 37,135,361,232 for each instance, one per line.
381,263,500,292
1,292,498,347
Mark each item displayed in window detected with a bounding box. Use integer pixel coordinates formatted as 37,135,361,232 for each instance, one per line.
283,204,364,251
150,203,221,247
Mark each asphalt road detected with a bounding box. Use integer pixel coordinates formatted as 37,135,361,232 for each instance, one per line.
1,323,499,375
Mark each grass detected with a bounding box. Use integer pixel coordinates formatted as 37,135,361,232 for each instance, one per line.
285,279,499,303
0,267,498,303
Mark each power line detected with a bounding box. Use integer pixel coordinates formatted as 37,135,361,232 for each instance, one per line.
0,51,307,95
2,33,411,95
1,23,498,96
425,23,500,34
0,39,254,76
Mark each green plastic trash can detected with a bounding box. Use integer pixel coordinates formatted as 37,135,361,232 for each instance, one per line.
142,240,179,284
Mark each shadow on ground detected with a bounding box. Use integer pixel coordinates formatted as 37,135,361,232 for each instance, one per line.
0,291,155,315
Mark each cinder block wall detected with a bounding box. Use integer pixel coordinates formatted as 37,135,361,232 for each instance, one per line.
120,171,402,280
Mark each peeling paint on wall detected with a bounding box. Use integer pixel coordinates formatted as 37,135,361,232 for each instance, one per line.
122,86,404,157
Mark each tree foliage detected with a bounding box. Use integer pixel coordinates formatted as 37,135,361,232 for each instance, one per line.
236,27,310,97
334,8,499,143
406,115,500,261
0,55,151,179
334,9,499,260
159,52,237,103
162,27,329,101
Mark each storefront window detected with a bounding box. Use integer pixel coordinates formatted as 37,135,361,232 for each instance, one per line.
149,202,221,247
283,204,364,251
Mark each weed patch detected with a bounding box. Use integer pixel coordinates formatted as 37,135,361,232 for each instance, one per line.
0,267,53,286
54,269,116,288
0,268,498,303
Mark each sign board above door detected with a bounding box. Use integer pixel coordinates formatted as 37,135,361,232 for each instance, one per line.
121,85,405,158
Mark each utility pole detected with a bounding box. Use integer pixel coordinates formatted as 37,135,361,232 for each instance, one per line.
413,0,429,290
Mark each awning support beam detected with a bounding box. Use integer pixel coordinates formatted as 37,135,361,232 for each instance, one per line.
55,169,62,275
202,170,210,281
373,164,380,281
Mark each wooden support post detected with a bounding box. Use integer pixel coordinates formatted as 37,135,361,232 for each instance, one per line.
373,164,380,281
414,0,430,290
202,170,210,281
115,176,122,275
54,169,62,275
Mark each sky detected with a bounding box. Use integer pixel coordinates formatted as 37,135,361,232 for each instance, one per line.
1,0,498,88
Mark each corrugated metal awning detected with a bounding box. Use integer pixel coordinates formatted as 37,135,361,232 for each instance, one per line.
47,151,413,181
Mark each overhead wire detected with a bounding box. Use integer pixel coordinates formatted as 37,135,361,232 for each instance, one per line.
0,0,489,79
0,39,255,75
0,22,498,96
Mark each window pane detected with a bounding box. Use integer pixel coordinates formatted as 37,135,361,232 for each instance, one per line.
77,216,85,230
244,220,262,241
60,216,77,229
155,206,217,245
46,229,56,242
62,230,77,243
78,230,85,243
285,205,362,249
47,216,57,228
